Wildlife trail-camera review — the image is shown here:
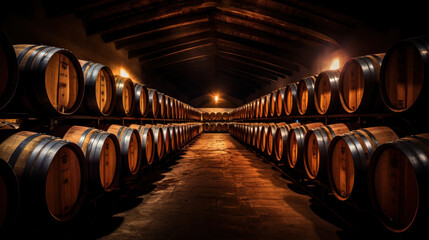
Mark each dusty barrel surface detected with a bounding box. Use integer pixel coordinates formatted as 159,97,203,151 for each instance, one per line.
79,60,116,116
62,126,120,193
0,158,19,230
368,133,429,233
297,76,317,115
0,29,18,111
274,122,301,161
0,131,86,222
129,124,155,166
327,126,399,201
380,37,429,113
12,44,84,115
287,122,324,169
339,54,385,113
314,70,341,115
100,124,142,176
133,83,148,117
114,76,135,116
304,123,351,180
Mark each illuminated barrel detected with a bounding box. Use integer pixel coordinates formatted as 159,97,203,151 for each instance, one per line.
274,122,301,161
285,83,299,116
128,124,155,166
114,76,135,116
314,70,341,115
147,88,159,118
133,83,149,117
297,76,317,115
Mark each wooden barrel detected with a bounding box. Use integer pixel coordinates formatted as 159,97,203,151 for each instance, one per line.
297,76,317,115
259,96,266,118
133,83,149,117
203,123,210,132
147,88,159,118
79,60,116,116
0,158,19,230
380,37,429,113
274,89,284,117
254,98,261,119
285,83,299,116
61,126,120,193
0,29,18,111
263,94,271,118
157,92,166,119
11,44,84,115
327,126,399,201
266,123,281,157
274,122,301,161
100,124,142,176
314,70,341,115
128,124,155,166
0,131,86,222
222,112,229,121
260,123,271,153
303,123,351,180
164,96,171,119
368,133,429,233
215,112,222,121
339,54,385,113
168,124,177,152
202,112,209,121
170,97,176,119
287,122,324,168
158,124,171,155
209,112,216,121
148,125,165,161
269,91,277,117
113,76,135,116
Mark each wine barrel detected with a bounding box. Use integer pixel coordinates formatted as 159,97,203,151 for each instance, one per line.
263,94,271,118
11,44,84,115
297,76,317,115
164,96,171,119
255,98,261,119
222,112,229,121
133,83,149,117
168,124,177,152
79,60,116,116
0,29,18,111
303,123,351,180
327,126,399,201
62,126,120,193
339,54,385,113
274,122,301,161
275,88,285,117
259,96,266,118
0,158,19,230
285,83,299,116
368,133,429,233
158,124,171,155
170,97,176,119
203,123,210,132
215,112,222,121
269,91,277,117
202,112,209,121
287,122,324,168
314,70,341,115
128,124,155,166
260,123,271,153
147,88,159,118
148,125,165,161
380,37,429,113
209,112,216,121
114,76,135,116
100,124,142,176
157,92,166,119
0,131,86,222
266,123,281,157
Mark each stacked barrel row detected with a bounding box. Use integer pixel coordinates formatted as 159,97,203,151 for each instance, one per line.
203,122,229,133
0,29,201,120
230,36,429,120
0,122,202,231
230,120,429,233
202,112,230,121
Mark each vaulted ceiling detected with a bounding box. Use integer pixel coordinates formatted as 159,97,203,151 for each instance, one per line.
41,0,425,107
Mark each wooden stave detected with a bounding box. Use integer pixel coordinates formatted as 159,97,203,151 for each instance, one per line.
297,76,317,115
133,83,149,117
367,134,429,233
314,70,341,115
0,131,87,222
79,60,116,116
339,54,385,113
113,76,135,117
327,126,399,201
286,122,324,169
379,37,429,113
0,29,18,111
11,44,85,115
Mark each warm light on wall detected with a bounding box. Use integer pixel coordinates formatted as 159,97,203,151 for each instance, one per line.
120,68,130,78
214,95,219,103
329,58,340,70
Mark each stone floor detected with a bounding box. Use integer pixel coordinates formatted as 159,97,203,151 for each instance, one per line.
10,133,400,239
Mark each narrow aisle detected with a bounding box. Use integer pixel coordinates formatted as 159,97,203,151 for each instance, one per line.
101,133,344,240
